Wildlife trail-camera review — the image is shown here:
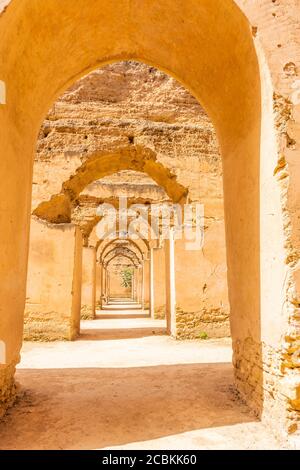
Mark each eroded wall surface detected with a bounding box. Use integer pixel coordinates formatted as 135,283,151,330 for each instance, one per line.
232,0,300,443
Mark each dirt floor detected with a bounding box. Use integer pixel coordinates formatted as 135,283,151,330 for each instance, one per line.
0,309,284,450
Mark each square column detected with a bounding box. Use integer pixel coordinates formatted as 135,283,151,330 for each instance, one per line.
165,228,176,336
131,269,135,300
153,247,166,318
136,267,141,304
149,248,154,318
141,264,145,309
95,261,102,308
143,257,150,309
133,268,138,302
24,218,83,341
81,246,97,319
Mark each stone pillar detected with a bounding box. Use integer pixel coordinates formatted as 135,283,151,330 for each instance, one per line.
24,218,83,341
136,268,140,302
137,266,143,305
103,266,107,304
136,267,140,304
99,263,105,308
81,246,97,319
143,257,150,310
141,264,145,309
165,228,176,336
133,268,138,301
72,229,83,338
131,269,135,300
95,261,102,308
106,268,109,300
153,247,166,318
149,248,154,318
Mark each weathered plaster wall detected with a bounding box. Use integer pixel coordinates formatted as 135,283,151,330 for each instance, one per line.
71,226,83,339
175,226,230,339
24,218,82,341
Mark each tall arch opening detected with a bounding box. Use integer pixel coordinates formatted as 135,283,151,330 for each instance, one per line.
0,0,296,447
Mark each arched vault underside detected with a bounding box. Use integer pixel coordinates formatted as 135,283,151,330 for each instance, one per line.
99,239,145,263
33,145,188,224
73,198,174,242
102,246,141,267
106,252,140,269
95,228,151,254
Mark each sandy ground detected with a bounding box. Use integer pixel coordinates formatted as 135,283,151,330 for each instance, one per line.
0,309,284,450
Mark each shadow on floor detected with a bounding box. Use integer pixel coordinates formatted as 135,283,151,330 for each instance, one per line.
101,305,143,311
79,326,167,340
0,363,257,450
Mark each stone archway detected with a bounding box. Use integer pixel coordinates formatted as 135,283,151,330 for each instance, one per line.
104,251,139,303
100,239,145,263
32,145,188,224
0,0,296,441
103,247,142,267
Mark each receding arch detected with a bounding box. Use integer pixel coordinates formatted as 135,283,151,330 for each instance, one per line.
99,238,145,263
96,228,150,253
0,0,262,393
0,0,261,381
1,0,292,435
105,252,139,269
102,246,142,267
33,145,188,224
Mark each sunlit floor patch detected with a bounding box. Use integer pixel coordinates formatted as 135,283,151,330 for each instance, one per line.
0,313,282,450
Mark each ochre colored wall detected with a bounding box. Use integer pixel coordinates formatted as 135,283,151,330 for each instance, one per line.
143,259,150,308
153,247,166,318
24,218,82,341
174,228,230,339
71,227,83,338
95,262,102,307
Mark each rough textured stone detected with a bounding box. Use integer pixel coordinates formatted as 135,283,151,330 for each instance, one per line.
0,362,18,419
176,308,230,340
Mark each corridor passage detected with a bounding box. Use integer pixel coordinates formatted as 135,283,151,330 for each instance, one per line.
0,306,282,450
